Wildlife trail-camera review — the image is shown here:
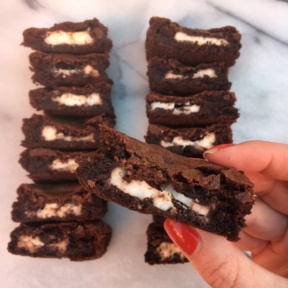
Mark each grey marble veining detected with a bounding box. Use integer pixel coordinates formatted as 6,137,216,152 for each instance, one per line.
1,1,288,287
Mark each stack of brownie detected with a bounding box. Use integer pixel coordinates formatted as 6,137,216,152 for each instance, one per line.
8,19,115,261
143,17,242,264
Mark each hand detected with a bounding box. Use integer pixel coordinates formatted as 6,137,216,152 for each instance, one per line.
164,141,288,288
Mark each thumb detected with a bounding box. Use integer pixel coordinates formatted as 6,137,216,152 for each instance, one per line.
164,219,286,288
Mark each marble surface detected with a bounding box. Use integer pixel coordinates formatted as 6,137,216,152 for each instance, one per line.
1,0,288,287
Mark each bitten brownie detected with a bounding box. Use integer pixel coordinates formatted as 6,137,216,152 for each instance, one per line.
8,221,112,261
145,221,187,265
29,52,110,87
76,126,254,241
146,17,241,66
146,91,239,127
147,57,231,95
145,124,233,157
22,113,115,150
12,183,107,223
29,81,114,117
22,18,112,54
19,148,90,182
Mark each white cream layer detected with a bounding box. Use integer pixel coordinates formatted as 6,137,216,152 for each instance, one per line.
174,32,229,46
44,30,94,46
192,68,217,78
42,126,95,143
17,236,44,253
52,65,99,78
161,133,216,150
156,242,185,261
50,159,79,173
17,235,68,253
52,93,102,107
151,101,200,115
109,167,210,216
33,203,82,219
165,68,217,80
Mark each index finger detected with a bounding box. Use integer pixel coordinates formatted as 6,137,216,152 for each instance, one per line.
204,141,288,215
204,141,288,181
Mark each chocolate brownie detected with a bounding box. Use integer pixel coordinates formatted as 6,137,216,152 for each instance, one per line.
76,126,254,241
22,113,115,150
19,148,91,182
146,17,241,66
29,52,110,87
145,221,187,265
146,91,239,127
29,81,114,117
147,57,231,95
145,124,233,158
8,220,112,261
12,183,107,223
22,18,112,54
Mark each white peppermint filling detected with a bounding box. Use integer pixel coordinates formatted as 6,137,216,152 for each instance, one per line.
165,68,217,80
174,32,229,46
49,238,69,253
35,203,82,219
151,101,200,115
50,158,79,173
161,133,216,150
44,30,94,46
83,65,99,77
42,126,95,143
109,167,210,216
52,65,99,78
52,92,102,107
164,71,185,80
17,236,44,253
156,242,185,260
17,235,69,254
192,68,217,79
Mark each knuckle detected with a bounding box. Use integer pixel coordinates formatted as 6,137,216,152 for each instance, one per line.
198,258,240,288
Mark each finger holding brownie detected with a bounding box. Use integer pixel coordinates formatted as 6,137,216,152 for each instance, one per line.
164,141,288,288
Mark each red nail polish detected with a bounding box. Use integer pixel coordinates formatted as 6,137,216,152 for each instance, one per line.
203,143,235,158
164,219,200,255
212,143,235,149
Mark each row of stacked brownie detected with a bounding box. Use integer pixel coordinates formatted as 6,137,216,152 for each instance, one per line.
8,19,114,261
143,17,242,265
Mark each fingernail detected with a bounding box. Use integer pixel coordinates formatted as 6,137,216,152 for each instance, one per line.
204,143,235,158
164,219,200,255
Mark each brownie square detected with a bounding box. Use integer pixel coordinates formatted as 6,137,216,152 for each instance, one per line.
146,91,239,127
22,18,112,54
8,221,112,261
145,123,233,158
146,17,241,66
22,114,115,150
19,148,91,182
12,182,107,223
147,57,231,95
76,126,254,241
29,52,110,87
29,81,115,117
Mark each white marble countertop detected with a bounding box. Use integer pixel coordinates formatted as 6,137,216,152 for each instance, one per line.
1,0,288,287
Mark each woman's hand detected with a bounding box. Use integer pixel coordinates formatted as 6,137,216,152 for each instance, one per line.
164,141,288,288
